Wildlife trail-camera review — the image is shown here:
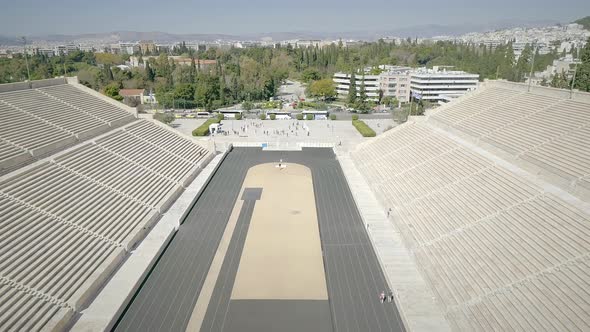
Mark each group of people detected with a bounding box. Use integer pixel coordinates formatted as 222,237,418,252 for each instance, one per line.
226,120,312,138
379,291,395,304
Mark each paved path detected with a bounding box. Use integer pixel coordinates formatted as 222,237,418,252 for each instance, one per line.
115,148,405,332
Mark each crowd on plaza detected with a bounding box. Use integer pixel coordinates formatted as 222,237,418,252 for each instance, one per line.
219,120,314,138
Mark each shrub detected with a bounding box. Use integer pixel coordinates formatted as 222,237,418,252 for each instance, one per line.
352,114,359,121
306,114,314,120
296,113,304,120
235,113,242,120
270,114,276,120
259,113,266,120
242,100,254,111
153,112,175,125
329,114,336,120
216,113,224,121
352,120,376,137
192,117,220,136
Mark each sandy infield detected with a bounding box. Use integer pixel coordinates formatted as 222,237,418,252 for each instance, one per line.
230,163,328,300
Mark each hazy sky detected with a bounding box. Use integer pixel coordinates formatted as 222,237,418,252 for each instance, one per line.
0,0,589,36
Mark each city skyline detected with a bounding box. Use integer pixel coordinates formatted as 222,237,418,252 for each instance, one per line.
0,0,589,36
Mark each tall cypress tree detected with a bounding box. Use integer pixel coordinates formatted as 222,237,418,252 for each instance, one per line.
348,72,357,105
574,37,590,92
145,62,155,82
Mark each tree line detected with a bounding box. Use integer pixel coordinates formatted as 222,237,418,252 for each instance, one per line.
0,37,588,110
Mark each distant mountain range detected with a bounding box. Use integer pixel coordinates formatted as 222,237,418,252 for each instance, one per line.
0,18,574,46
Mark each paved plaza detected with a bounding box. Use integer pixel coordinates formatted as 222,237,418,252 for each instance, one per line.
173,118,397,153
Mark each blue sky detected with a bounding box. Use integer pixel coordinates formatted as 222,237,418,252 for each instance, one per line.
0,0,589,35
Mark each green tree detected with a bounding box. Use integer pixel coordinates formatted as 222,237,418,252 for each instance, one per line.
146,62,155,82
308,79,337,101
382,96,399,107
301,68,321,82
348,72,357,105
242,100,254,111
514,44,533,82
104,83,123,101
574,37,590,92
172,83,196,108
499,43,516,80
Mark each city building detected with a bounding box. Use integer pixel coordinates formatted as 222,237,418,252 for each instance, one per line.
410,66,479,102
139,40,157,54
333,65,412,103
296,40,321,48
379,66,412,103
333,72,381,101
108,44,121,54
34,48,56,57
129,55,217,70
119,88,157,105
78,45,95,52
535,54,581,82
458,23,590,56
119,42,140,55
54,44,79,55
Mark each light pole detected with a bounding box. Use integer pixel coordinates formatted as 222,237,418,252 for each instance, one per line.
21,37,31,82
528,43,538,92
569,62,579,99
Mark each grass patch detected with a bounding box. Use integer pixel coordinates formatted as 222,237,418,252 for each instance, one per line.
352,119,376,137
192,117,221,136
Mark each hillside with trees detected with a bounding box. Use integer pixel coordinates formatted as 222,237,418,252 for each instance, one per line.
574,16,590,30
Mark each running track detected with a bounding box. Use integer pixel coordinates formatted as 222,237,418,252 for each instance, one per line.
114,147,405,332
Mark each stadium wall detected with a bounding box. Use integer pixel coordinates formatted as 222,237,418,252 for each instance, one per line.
30,77,67,88
0,78,67,93
485,80,590,103
0,81,31,93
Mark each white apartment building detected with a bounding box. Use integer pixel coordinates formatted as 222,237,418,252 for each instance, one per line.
54,44,79,55
333,66,412,102
410,66,479,102
119,42,140,55
380,66,412,103
35,48,56,57
333,72,381,101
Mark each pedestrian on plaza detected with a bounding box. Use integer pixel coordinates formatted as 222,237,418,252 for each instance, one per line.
388,291,394,303
379,292,386,303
